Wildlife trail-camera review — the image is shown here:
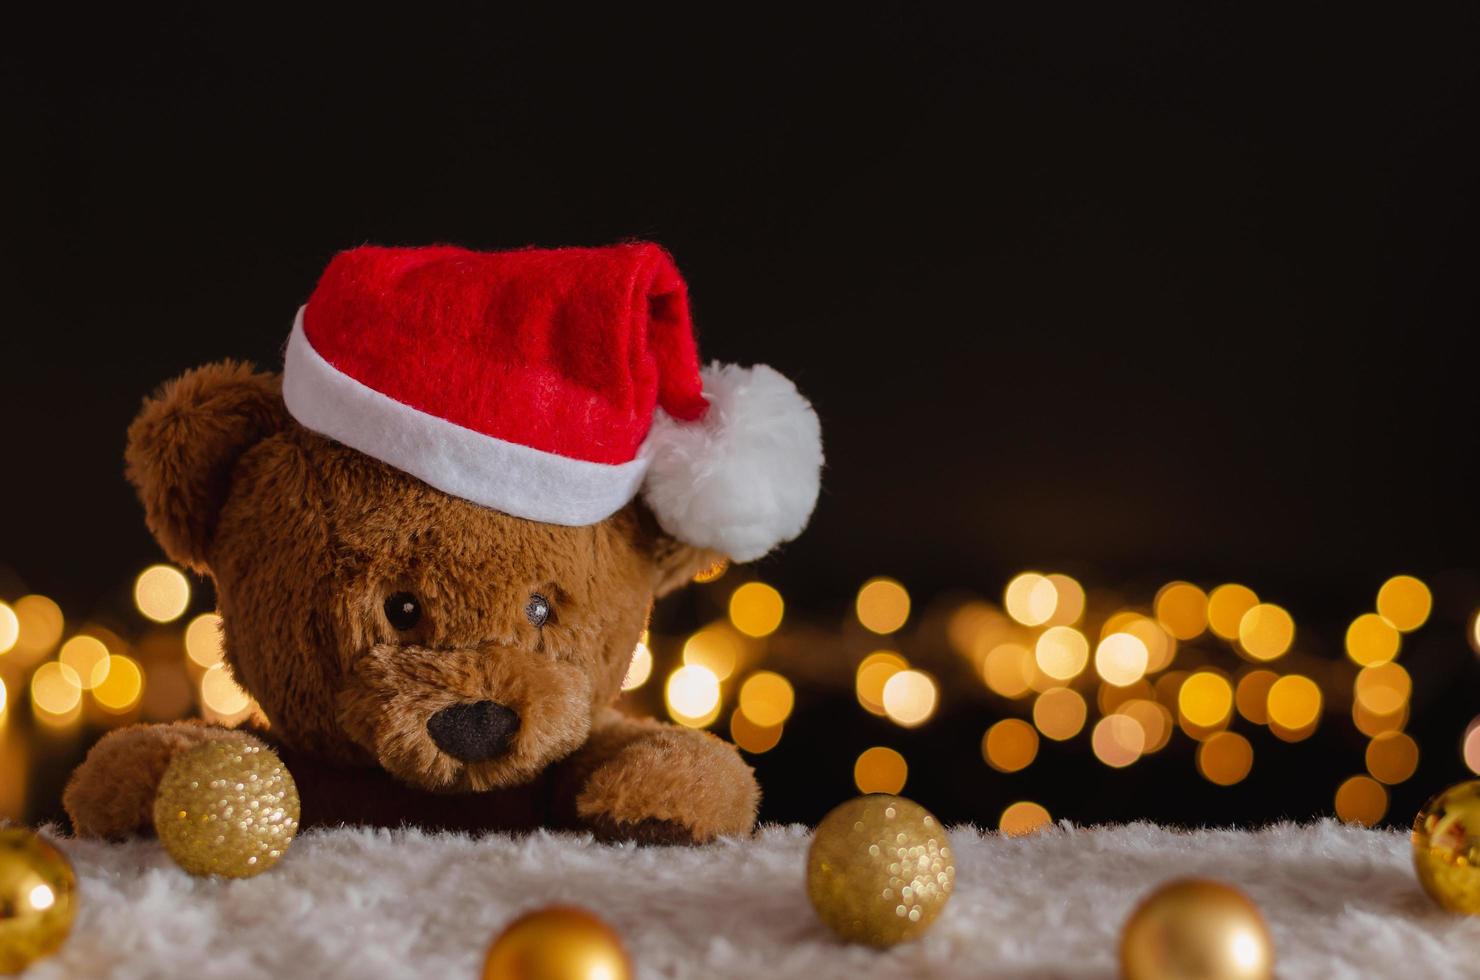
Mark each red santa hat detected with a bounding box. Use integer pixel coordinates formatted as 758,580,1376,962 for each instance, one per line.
281,242,822,561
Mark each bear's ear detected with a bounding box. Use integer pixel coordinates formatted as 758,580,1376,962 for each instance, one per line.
125,361,289,574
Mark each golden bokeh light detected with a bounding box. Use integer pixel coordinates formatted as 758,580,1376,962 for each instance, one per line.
30,661,81,716
92,654,144,712
1234,669,1278,724
1098,678,1154,716
1237,603,1294,661
1345,613,1400,667
1033,687,1087,741
1153,670,1188,708
999,801,1051,837
856,651,908,715
1365,731,1418,785
1154,582,1209,640
59,635,111,690
1354,662,1411,716
1178,671,1233,728
621,636,653,691
881,669,937,728
729,708,782,754
1122,616,1175,673
1118,699,1173,753
1044,574,1085,625
1035,626,1089,681
682,624,744,681
855,577,911,634
738,670,795,728
1091,714,1145,768
665,664,721,727
11,594,64,657
1376,575,1431,633
200,663,252,716
982,718,1039,773
0,600,18,654
1464,719,1480,775
1334,775,1388,826
1266,674,1321,731
729,582,784,638
184,613,225,668
853,746,907,795
950,601,1010,659
1003,573,1057,627
1197,731,1254,786
0,676,7,715
981,643,1034,699
1206,584,1258,641
1353,700,1408,738
1094,632,1149,687
134,565,191,623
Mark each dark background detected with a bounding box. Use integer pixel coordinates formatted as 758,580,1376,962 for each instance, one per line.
3,7,1479,828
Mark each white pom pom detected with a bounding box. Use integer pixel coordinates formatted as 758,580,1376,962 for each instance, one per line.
641,363,823,562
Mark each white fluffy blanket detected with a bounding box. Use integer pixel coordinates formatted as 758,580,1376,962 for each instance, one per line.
22,821,1480,978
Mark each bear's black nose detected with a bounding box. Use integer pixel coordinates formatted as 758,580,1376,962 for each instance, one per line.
426,701,520,762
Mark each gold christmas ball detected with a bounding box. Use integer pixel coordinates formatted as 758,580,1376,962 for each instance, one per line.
806,794,955,947
1413,779,1480,914
153,740,300,878
1120,878,1274,980
0,828,77,973
482,906,632,980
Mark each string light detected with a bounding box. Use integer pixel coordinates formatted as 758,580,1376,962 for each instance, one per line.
1004,573,1057,627
729,708,783,754
1236,603,1294,661
1197,732,1253,786
1118,699,1173,753
621,635,653,691
982,719,1039,773
1035,627,1089,681
1234,669,1278,725
881,670,937,727
1091,714,1145,768
1354,662,1411,716
738,671,794,727
855,577,910,634
184,613,225,668
58,635,111,689
1033,687,1087,741
1375,575,1431,632
853,746,907,794
1178,671,1233,729
1463,718,1480,775
30,662,81,719
0,600,19,654
92,655,144,713
1044,574,1085,625
1365,731,1418,785
855,651,908,715
1353,700,1408,738
682,624,743,681
999,801,1051,836
1265,675,1321,732
11,595,63,658
1206,584,1258,641
981,643,1034,699
1334,775,1387,826
665,664,721,727
134,565,190,623
729,582,784,638
1154,582,1209,640
1095,632,1150,686
200,663,252,717
1345,613,1400,667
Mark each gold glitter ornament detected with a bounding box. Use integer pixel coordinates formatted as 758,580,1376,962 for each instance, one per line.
806,794,955,947
1120,878,1274,980
0,828,77,973
153,740,300,878
482,905,632,980
1413,779,1480,914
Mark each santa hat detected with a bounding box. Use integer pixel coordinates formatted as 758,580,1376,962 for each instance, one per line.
281,242,822,561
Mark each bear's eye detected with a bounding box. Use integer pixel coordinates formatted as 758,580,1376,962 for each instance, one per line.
525,593,552,628
384,592,422,631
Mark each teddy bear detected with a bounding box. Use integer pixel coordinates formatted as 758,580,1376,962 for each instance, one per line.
63,242,822,845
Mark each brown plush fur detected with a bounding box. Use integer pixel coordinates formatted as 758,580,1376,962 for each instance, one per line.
65,363,756,844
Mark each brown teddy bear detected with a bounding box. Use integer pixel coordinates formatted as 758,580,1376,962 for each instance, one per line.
63,243,822,845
